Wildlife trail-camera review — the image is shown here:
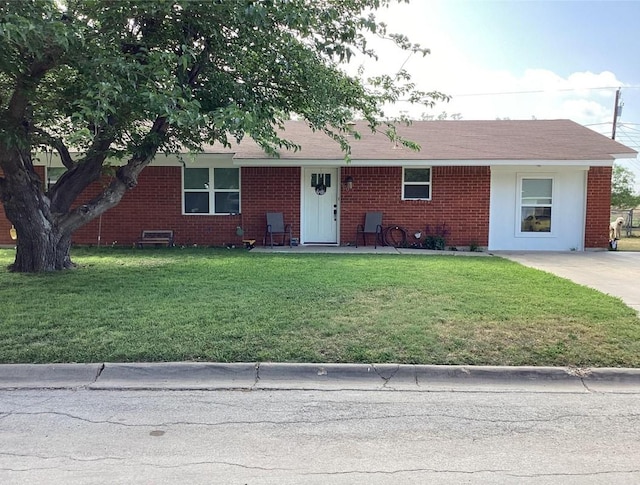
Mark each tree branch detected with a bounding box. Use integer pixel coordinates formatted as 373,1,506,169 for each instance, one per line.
31,129,76,169
48,127,116,213
58,116,169,233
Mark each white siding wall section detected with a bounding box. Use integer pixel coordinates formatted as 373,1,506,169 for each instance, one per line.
489,166,587,251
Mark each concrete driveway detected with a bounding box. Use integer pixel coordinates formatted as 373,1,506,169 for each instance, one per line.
495,251,640,313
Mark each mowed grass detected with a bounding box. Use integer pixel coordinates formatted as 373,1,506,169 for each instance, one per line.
0,248,638,367
617,235,640,251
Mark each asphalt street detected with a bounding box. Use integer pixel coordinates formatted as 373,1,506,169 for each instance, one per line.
1,386,639,485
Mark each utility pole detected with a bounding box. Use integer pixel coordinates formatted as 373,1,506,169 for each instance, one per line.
612,88,621,140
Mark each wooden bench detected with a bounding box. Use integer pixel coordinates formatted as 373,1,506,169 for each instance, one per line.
137,230,174,248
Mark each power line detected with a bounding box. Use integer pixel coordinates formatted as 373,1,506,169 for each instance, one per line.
618,124,640,134
451,86,640,98
396,86,640,103
617,125,640,137
613,133,640,149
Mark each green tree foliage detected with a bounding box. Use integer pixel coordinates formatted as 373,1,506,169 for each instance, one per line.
611,164,640,210
0,0,447,272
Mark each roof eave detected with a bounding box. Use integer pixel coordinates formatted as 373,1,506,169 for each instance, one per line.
232,158,618,167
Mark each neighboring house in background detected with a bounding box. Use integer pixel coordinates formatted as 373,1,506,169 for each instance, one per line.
0,120,636,251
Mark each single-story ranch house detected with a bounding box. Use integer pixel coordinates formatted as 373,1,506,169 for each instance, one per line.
0,120,637,251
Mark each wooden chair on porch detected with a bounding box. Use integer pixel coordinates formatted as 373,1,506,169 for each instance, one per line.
264,212,292,248
356,212,383,248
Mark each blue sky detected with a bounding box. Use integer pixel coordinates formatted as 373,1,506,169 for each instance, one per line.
358,0,640,183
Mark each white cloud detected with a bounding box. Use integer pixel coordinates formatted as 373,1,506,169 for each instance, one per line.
386,60,622,124
347,3,625,126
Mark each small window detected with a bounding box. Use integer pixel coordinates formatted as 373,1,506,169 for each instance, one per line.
520,178,552,233
403,168,431,200
183,166,240,215
46,167,67,190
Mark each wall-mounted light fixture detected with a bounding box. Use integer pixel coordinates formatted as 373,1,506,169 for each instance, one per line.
344,175,354,191
9,225,17,240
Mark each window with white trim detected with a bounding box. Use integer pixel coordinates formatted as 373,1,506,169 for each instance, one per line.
183,167,240,214
520,177,552,233
402,167,431,200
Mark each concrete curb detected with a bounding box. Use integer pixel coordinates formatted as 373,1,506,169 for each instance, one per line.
91,362,257,390
1,362,639,392
0,363,103,389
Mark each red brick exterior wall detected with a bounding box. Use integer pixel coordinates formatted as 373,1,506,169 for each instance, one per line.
0,166,301,247
70,166,302,247
584,166,612,249
239,166,301,244
340,166,490,247
0,163,610,250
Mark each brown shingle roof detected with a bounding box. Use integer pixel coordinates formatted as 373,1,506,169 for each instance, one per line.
209,119,636,161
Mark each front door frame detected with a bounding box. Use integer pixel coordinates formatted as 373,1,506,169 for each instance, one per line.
300,166,339,245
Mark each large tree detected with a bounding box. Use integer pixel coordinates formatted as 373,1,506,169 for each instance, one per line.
611,164,640,210
0,0,445,272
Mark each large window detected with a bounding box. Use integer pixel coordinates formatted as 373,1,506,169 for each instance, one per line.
183,166,240,214
520,177,552,233
402,167,431,200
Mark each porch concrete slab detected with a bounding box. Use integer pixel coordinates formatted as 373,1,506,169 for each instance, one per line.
252,245,489,256
395,248,490,256
251,245,399,254
495,251,640,313
0,363,102,389
89,362,257,390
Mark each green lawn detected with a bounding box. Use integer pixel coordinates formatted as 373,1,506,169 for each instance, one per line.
0,247,638,366
617,235,640,251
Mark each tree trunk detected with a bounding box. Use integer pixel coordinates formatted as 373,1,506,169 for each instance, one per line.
3,197,74,273
1,149,74,272
11,222,74,272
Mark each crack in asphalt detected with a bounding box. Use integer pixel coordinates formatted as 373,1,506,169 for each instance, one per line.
1,455,638,478
506,470,640,478
232,467,640,477
1,409,638,428
0,451,125,463
0,466,78,473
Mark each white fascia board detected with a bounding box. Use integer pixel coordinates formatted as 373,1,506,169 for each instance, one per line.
233,158,346,167
489,159,613,167
34,152,617,168
612,152,638,160
31,152,236,167
491,164,590,172
151,153,235,166
232,158,615,167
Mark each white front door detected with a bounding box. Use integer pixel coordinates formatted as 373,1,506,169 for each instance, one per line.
302,167,338,244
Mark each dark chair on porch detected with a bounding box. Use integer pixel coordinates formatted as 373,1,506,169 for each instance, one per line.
356,212,383,248
264,212,292,248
